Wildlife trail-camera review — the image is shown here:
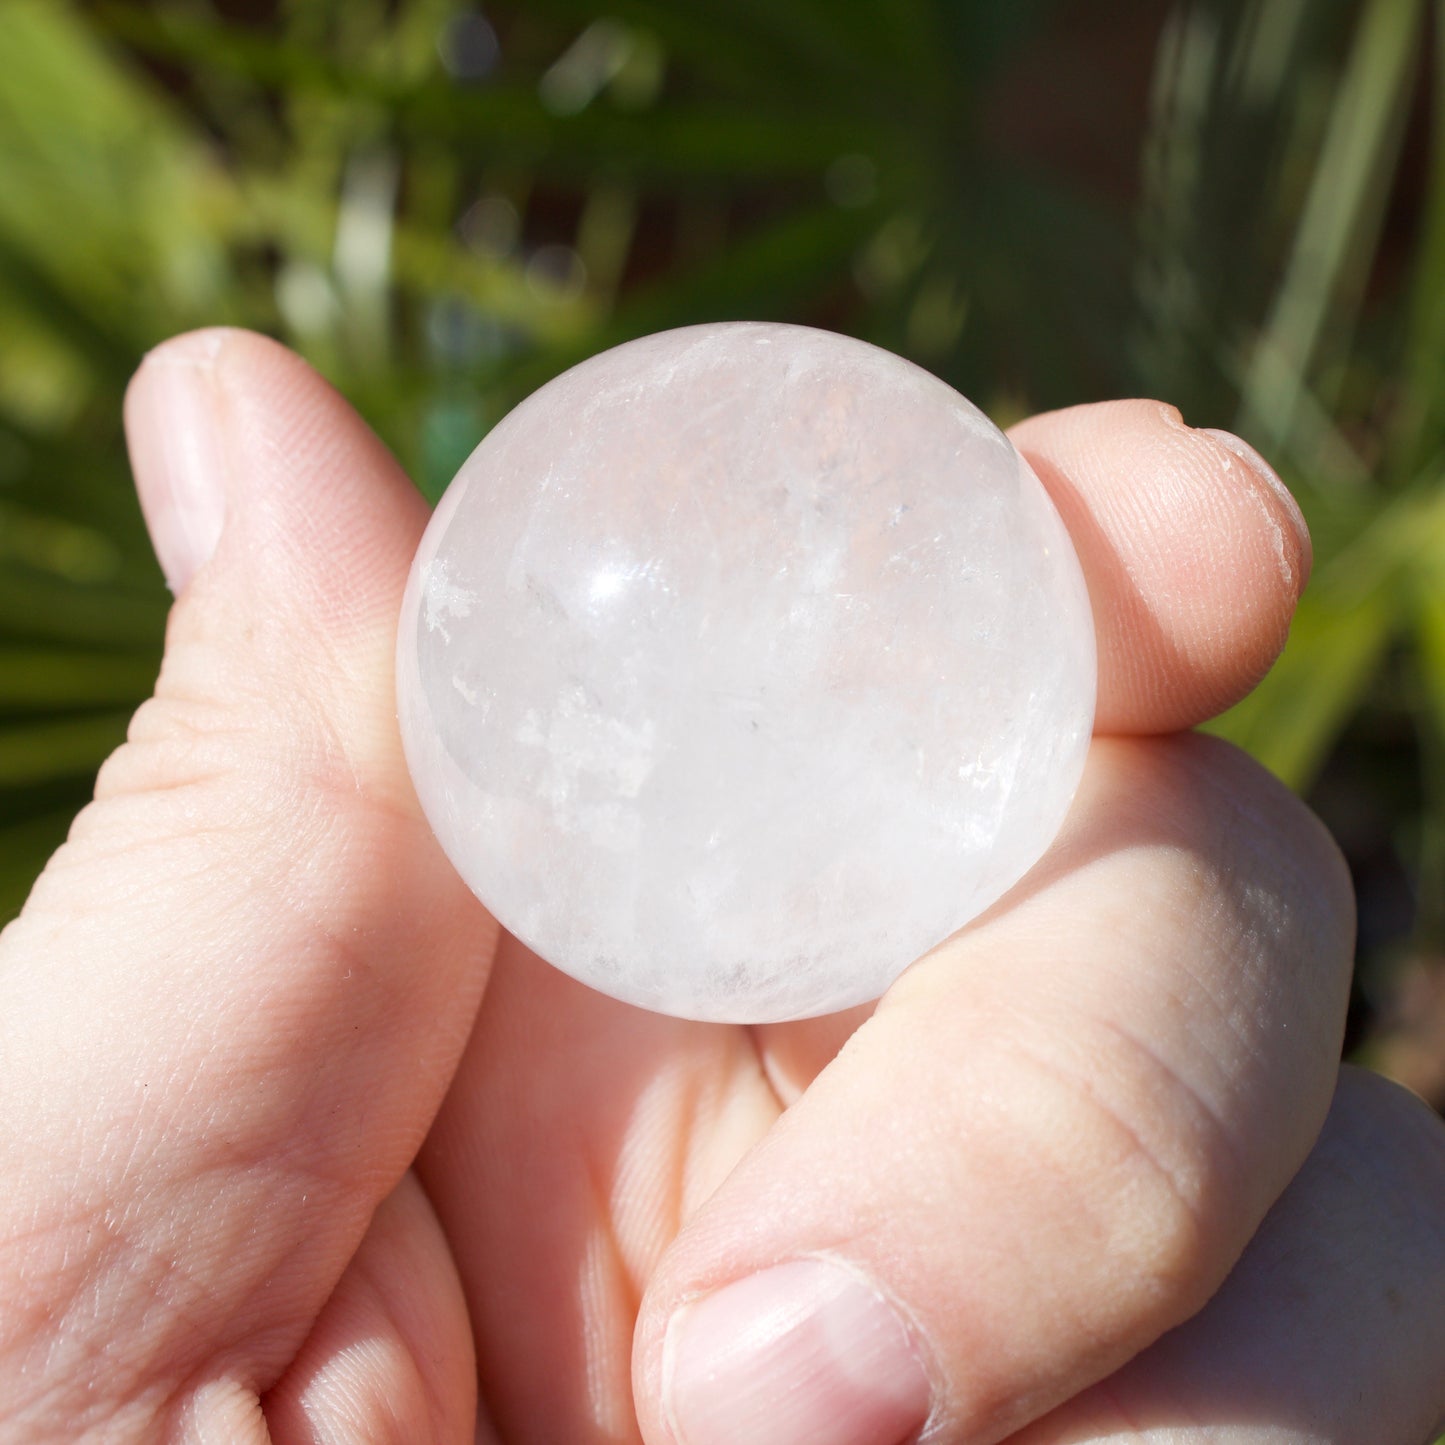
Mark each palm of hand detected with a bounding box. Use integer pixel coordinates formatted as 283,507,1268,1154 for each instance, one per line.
1,331,1441,1445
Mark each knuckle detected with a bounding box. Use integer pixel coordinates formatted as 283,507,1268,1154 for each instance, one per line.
1007,1022,1233,1320
1140,735,1357,986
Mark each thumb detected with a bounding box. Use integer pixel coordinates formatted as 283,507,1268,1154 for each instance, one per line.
0,330,492,1429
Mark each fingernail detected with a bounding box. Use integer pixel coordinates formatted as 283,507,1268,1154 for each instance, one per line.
1199,428,1313,587
663,1258,932,1445
127,329,233,592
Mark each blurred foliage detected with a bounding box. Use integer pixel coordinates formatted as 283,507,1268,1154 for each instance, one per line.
2,0,1445,1081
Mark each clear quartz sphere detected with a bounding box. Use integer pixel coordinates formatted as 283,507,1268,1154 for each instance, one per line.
397,322,1096,1022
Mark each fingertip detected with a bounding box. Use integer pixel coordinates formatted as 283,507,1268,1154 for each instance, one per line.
655,1257,933,1445
1196,426,1312,591
119,325,433,816
1010,400,1310,735
125,329,244,592
132,327,426,634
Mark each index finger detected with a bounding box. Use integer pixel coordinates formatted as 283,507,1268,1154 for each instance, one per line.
1010,401,1311,736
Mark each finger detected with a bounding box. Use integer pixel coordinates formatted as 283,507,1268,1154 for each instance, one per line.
261,1173,479,1445
1010,1066,1445,1445
1009,401,1311,735
419,934,781,1445
0,331,495,1434
633,735,1355,1445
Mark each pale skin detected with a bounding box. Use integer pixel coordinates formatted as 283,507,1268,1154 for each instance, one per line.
1,328,1442,1445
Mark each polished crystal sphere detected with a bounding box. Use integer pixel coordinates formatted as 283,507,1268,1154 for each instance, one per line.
397,323,1095,1022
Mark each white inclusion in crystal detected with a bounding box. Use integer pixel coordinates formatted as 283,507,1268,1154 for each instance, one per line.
421,557,479,642
396,321,1097,1022
518,689,656,817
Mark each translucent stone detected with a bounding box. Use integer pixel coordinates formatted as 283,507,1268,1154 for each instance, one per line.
397,323,1096,1022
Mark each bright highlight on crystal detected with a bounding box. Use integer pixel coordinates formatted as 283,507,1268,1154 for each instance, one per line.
397,322,1096,1022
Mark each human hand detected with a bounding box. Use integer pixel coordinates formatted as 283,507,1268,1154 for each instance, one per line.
1,330,1441,1444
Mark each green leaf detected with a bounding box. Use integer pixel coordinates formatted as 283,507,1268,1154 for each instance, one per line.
1134,0,1366,432
1236,0,1424,454
0,231,137,385
0,0,237,349
475,201,883,407
606,201,881,336
1410,489,1445,745
0,809,76,925
1207,479,1445,786
508,0,829,98
97,3,361,99
0,572,168,648
1387,0,1445,475
1419,610,1445,739
1207,581,1396,789
0,649,158,710
397,90,902,182
0,711,132,788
